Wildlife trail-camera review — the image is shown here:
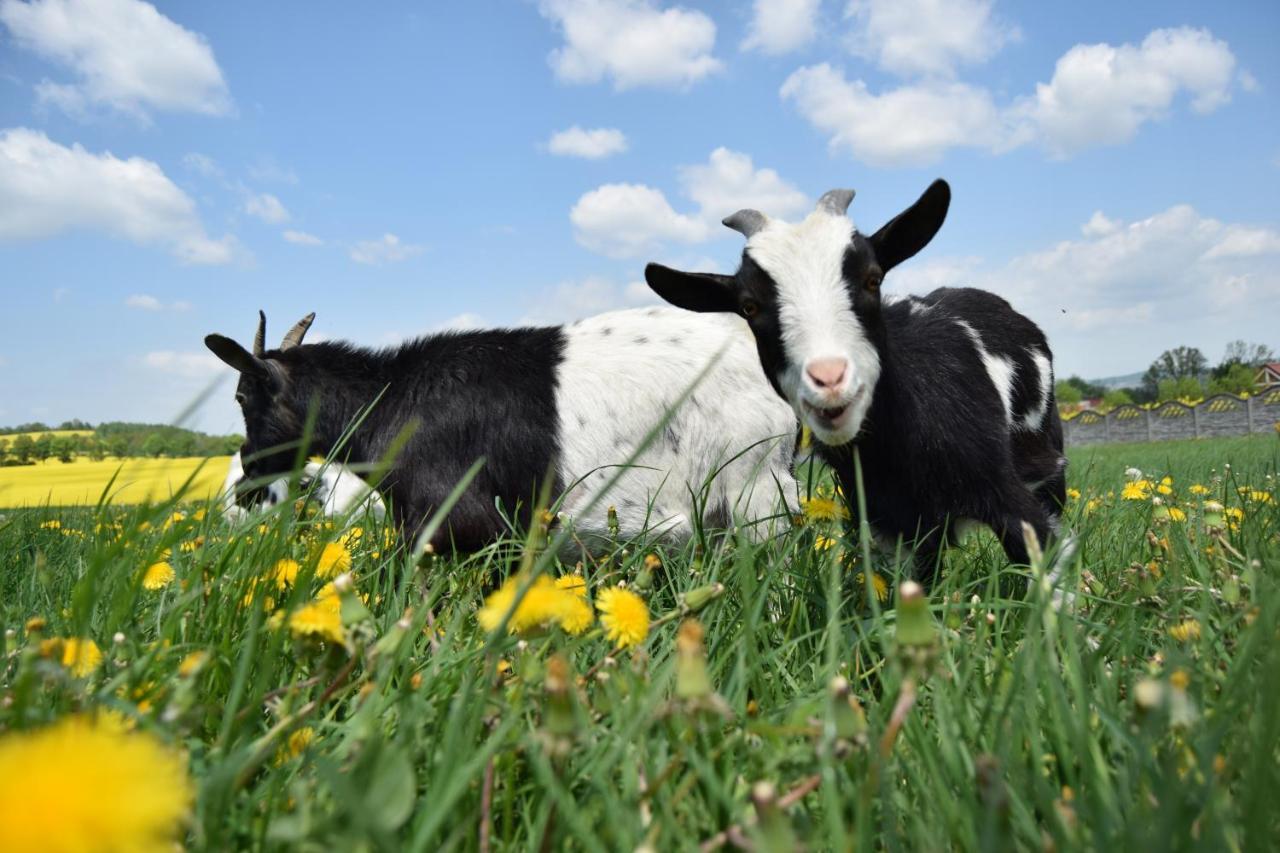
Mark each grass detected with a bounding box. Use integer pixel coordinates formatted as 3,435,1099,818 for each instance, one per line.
0,456,231,508
0,433,1276,850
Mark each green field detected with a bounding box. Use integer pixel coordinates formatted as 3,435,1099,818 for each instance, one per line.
0,434,1276,850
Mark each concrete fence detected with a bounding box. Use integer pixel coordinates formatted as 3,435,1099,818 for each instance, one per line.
1063,385,1280,446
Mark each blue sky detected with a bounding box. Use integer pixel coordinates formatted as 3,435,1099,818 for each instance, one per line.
1,0,1278,434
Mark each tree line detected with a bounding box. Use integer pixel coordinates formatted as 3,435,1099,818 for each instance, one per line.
0,420,241,467
1056,339,1275,409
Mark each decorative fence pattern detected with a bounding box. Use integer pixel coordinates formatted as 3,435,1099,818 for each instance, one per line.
1063,386,1280,446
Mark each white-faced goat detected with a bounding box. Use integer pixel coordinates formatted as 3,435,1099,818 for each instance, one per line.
220,451,385,523
647,180,1066,582
205,310,797,550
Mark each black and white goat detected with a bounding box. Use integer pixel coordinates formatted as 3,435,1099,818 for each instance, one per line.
205,310,797,550
220,451,385,523
646,180,1066,579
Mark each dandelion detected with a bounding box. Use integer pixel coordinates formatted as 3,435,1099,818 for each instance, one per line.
597,586,649,650
142,561,175,591
177,651,208,678
1189,484,1210,496
1122,480,1152,501
1066,487,1081,501
477,575,592,636
274,726,315,765
1168,507,1187,523
315,542,352,578
801,496,849,523
814,535,838,552
288,594,344,645
555,574,588,599
39,519,62,530
1246,490,1273,504
1084,497,1103,514
339,526,365,550
1169,619,1202,643
269,558,300,590
855,571,889,602
0,714,192,853
1124,467,1143,481
61,638,103,677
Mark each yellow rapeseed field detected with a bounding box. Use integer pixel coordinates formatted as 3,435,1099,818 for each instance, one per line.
0,456,231,508
1,429,95,443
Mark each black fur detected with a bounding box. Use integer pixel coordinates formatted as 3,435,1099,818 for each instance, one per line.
207,325,565,550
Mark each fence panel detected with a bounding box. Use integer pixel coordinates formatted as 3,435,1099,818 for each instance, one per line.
1062,385,1280,446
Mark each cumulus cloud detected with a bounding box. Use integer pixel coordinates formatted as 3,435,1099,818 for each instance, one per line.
741,0,820,56
782,27,1245,166
547,125,628,159
142,350,226,378
900,205,1280,377
126,294,191,311
0,0,232,120
182,152,221,178
539,0,721,90
781,65,1002,166
243,192,289,224
520,276,661,324
844,0,1015,78
0,127,235,264
1011,27,1239,157
349,233,423,265
283,229,323,246
571,148,807,257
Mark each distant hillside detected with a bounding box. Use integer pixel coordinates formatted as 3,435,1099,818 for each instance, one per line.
0,420,241,464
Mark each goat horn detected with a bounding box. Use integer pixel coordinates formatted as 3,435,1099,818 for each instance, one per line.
280,312,316,350
722,209,768,239
253,310,267,356
817,189,855,216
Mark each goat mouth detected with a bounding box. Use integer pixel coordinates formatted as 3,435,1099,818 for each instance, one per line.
803,401,850,425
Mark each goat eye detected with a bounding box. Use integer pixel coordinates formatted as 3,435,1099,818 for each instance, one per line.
741,300,760,319
235,392,247,405
865,274,882,292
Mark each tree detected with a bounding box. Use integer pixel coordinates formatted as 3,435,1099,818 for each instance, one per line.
0,438,8,465
52,436,74,463
1054,381,1083,405
11,434,35,463
1102,388,1134,408
108,436,130,459
140,433,166,458
1157,376,1202,402
87,439,106,462
33,433,54,462
1062,375,1105,399
1207,363,1256,395
1143,346,1207,397
57,418,93,430
1216,340,1275,377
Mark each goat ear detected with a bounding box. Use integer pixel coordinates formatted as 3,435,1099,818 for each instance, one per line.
645,263,739,313
205,334,271,378
869,179,950,273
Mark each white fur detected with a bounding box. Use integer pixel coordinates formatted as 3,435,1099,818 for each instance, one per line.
745,210,880,445
955,320,1015,425
555,307,798,542
1020,350,1053,432
220,452,385,523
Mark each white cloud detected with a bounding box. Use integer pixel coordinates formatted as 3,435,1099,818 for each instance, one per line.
781,65,1002,166
904,205,1280,377
349,233,423,265
244,192,289,224
679,146,808,223
142,350,226,378
182,152,221,178
571,183,708,258
432,312,486,332
539,0,721,90
783,27,1244,166
741,0,819,56
1011,27,1238,157
0,0,231,120
126,293,190,311
844,0,1015,78
1081,211,1120,238
520,276,661,325
547,125,628,159
0,127,235,264
571,148,807,257
283,229,323,246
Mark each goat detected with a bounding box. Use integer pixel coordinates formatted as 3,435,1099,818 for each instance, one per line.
219,451,385,523
205,309,797,551
646,180,1066,583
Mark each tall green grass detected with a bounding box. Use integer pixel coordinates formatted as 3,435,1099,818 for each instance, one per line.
1,434,1276,850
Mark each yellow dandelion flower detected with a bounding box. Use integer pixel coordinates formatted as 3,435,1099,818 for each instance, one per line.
142,561,175,591
855,571,889,602
1169,619,1202,643
558,595,595,636
0,714,192,853
274,726,315,765
339,526,365,550
1122,480,1152,501
61,638,103,677
1066,487,1081,501
814,534,838,552
1189,484,1210,495
288,594,344,645
1247,490,1273,504
477,575,587,635
177,651,208,678
39,519,62,530
596,586,650,650
1084,497,1103,514
1168,507,1187,523
1156,483,1173,496
25,615,47,634
179,537,204,553
269,558,300,590
555,574,588,599
1224,507,1244,521
801,496,850,523
315,542,352,579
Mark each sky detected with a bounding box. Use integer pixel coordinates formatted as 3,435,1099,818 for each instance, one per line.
1,0,1278,434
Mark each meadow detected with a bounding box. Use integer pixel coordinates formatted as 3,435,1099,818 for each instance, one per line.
0,433,1276,851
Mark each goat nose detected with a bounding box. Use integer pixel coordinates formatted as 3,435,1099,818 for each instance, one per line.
805,357,848,390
